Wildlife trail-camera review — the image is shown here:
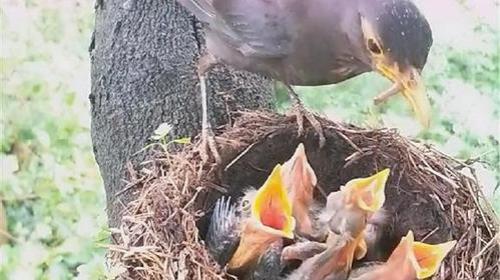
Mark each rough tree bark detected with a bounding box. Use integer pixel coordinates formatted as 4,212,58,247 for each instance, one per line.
89,0,274,227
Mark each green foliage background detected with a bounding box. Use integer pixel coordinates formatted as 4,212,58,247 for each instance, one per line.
0,0,498,279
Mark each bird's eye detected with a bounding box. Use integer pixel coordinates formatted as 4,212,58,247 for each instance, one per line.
367,38,382,55
242,199,250,211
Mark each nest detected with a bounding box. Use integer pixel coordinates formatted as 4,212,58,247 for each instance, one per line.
108,111,499,280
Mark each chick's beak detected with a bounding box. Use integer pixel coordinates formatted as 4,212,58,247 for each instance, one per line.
375,63,431,128
252,164,295,239
282,143,317,235
410,238,457,279
342,169,390,212
282,143,318,191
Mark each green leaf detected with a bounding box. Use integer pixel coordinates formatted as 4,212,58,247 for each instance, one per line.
151,123,172,141
173,137,191,145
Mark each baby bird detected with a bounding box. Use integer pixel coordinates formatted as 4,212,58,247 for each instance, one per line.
284,169,390,280
281,143,318,237
348,231,456,280
205,164,295,279
362,208,394,261
320,169,390,239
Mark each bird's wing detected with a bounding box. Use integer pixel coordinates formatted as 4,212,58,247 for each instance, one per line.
205,196,241,266
179,0,293,58
251,240,284,280
213,0,293,57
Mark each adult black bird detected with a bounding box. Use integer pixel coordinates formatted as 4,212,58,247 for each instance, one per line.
178,0,433,161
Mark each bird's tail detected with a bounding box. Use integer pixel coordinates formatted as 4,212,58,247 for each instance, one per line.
176,0,216,23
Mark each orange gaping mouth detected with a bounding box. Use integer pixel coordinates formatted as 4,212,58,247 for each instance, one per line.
252,164,295,238
341,169,390,212
411,238,457,279
396,231,457,279
260,197,287,230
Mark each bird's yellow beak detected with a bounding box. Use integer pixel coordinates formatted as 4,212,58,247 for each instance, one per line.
408,233,457,279
342,169,390,212
252,164,295,239
376,63,431,128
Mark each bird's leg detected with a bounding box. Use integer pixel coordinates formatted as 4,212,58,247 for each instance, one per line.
285,85,326,147
197,53,222,164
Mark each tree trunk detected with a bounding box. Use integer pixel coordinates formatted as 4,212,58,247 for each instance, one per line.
89,0,274,227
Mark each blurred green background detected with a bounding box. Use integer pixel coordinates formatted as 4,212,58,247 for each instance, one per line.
0,0,498,279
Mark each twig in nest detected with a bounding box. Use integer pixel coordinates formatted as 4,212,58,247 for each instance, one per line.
224,142,258,171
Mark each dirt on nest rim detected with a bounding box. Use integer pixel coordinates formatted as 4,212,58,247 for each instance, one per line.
107,110,500,280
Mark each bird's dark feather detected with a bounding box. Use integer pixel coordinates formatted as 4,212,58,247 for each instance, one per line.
178,0,432,87
214,0,293,57
251,240,284,280
179,0,293,58
205,196,241,266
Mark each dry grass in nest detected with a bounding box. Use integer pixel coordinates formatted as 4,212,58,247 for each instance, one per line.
107,111,499,280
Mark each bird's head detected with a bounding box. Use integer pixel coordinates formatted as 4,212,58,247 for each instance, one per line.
359,0,433,127
228,165,295,271
387,231,456,279
342,168,389,214
324,169,389,239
